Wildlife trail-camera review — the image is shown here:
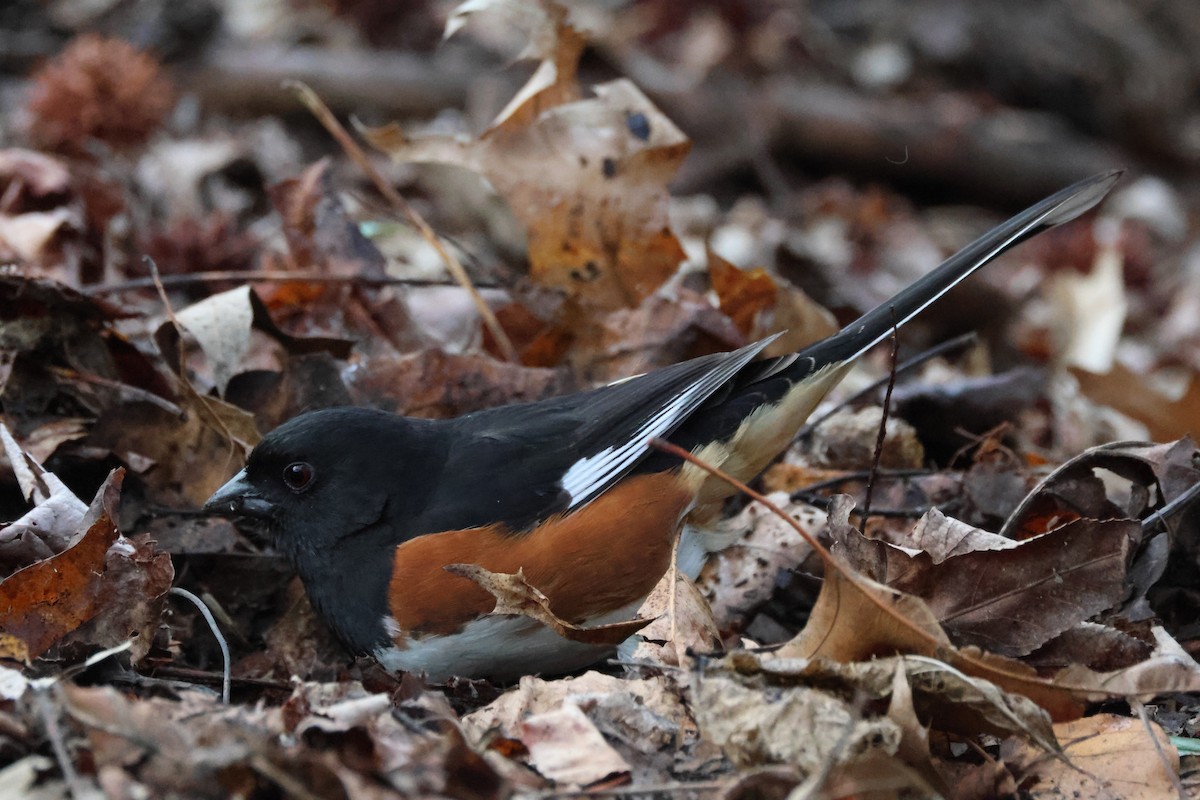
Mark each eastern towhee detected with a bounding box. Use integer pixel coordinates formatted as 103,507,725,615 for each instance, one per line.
205,172,1120,681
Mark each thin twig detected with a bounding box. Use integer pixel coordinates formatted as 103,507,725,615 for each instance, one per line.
650,439,829,560
858,311,900,534
144,666,291,692
790,468,934,496
285,80,519,363
145,256,249,470
34,689,94,799
790,491,930,519
47,366,184,418
82,270,490,295
169,587,231,703
1134,701,1187,799
799,332,976,437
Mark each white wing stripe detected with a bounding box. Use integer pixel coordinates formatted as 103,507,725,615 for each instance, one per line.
559,336,777,507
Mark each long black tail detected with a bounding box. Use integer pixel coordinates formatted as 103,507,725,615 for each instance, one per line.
795,170,1122,371
652,170,1122,470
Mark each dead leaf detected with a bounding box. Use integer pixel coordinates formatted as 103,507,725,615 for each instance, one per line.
167,286,354,397
349,347,574,418
904,507,1020,563
1000,437,1200,539
708,248,838,357
518,704,630,787
266,158,386,280
445,563,653,646
888,517,1138,656
0,469,122,659
692,669,901,769
1050,237,1126,373
446,0,585,135
809,406,925,470
62,532,174,663
729,651,1057,751
0,421,88,562
631,558,720,668
1002,713,1178,800
698,491,819,631
462,671,690,747
885,662,949,796
1072,362,1200,440
364,8,690,312
1050,626,1200,704
724,485,1180,722
708,250,777,337
775,560,952,663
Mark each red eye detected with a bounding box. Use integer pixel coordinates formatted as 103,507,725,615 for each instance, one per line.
282,462,315,491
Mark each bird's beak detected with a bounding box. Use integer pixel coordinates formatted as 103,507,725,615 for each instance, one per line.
203,469,275,519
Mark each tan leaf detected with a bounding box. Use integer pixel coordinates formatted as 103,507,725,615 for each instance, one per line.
632,557,720,668
518,704,630,787
461,671,690,747
1002,713,1179,800
691,670,900,769
775,563,951,663
1072,364,1200,442
364,12,691,313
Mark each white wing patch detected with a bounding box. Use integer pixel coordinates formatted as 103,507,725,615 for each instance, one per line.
559,336,778,509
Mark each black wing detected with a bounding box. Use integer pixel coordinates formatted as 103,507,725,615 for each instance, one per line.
420,337,776,533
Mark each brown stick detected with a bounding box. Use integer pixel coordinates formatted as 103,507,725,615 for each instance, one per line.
286,81,520,363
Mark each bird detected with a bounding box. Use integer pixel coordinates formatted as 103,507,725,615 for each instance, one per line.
205,171,1120,682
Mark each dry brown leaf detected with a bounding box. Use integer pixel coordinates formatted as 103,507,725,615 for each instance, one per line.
708,250,777,337
570,289,743,381
363,10,689,312
631,558,720,668
446,0,585,135
805,750,942,800
708,248,839,357
885,662,947,796
1072,363,1200,441
0,469,122,659
518,703,630,787
731,652,1056,751
679,454,1187,723
1001,713,1179,800
1026,622,1153,672
63,532,174,663
462,671,690,747
809,406,925,470
0,422,88,564
692,669,900,769
904,508,1020,563
265,158,386,281
1050,626,1200,704
1000,437,1199,539
887,517,1138,656
445,563,653,646
775,562,952,662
